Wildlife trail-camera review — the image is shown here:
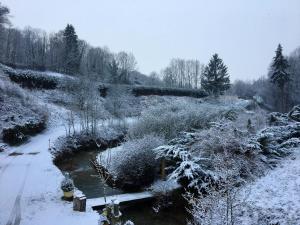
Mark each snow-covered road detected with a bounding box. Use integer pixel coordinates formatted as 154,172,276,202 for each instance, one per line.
0,126,98,225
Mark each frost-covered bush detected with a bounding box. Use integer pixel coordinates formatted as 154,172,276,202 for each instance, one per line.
5,69,58,89
0,73,48,144
288,105,300,122
50,127,125,162
268,106,300,126
268,112,290,126
128,100,240,140
0,78,27,100
255,123,300,157
132,86,207,98
102,135,165,191
154,121,269,225
124,221,134,225
148,179,179,197
155,121,264,193
61,177,74,192
104,85,141,118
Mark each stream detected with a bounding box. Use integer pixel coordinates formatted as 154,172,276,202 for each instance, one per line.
56,148,188,225
56,149,123,198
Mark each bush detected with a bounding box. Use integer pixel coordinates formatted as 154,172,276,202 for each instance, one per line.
51,127,126,163
2,120,46,145
132,86,208,98
6,69,58,89
0,78,27,100
0,75,49,144
61,177,74,192
104,135,165,191
155,121,264,194
128,100,235,140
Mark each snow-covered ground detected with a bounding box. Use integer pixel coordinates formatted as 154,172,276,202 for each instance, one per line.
0,125,99,225
238,148,300,224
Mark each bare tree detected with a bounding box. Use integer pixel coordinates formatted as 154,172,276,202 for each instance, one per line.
115,51,137,83
161,58,204,89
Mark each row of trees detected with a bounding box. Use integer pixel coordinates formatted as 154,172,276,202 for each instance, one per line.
232,44,298,112
161,59,203,89
0,2,137,83
161,55,231,96
1,2,232,95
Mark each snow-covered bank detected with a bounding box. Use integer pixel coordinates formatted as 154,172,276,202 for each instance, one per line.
0,71,48,145
238,147,300,224
0,125,98,225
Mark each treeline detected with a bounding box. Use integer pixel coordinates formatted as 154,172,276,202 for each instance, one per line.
0,3,137,84
231,45,300,112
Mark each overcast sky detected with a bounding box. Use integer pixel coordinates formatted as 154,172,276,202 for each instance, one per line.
2,0,300,81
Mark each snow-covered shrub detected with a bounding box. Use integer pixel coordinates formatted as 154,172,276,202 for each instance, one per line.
268,112,290,126
0,78,27,100
148,179,179,213
123,221,134,225
101,135,165,191
61,177,74,192
5,69,58,89
50,127,125,162
255,123,300,157
268,106,300,126
185,186,247,225
132,86,207,98
288,105,300,122
148,179,179,197
0,74,48,144
104,85,141,118
128,100,238,140
155,121,264,193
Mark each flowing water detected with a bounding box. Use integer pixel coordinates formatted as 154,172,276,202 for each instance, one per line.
56,150,123,198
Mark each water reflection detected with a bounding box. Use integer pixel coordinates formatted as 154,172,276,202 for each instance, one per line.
56,150,123,199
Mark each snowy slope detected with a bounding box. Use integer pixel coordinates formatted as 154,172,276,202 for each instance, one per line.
238,148,300,224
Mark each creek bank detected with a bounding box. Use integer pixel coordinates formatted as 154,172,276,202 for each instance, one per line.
51,132,125,164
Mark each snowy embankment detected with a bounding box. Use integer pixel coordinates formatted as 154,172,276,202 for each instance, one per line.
0,125,98,225
238,147,300,224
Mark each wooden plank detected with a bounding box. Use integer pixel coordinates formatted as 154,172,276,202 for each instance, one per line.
87,191,154,208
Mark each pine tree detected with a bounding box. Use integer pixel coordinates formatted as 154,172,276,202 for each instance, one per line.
201,54,230,96
0,3,10,27
270,44,290,112
63,24,80,75
270,44,290,89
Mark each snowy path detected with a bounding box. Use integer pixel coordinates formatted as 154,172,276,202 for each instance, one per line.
0,126,98,225
238,148,300,224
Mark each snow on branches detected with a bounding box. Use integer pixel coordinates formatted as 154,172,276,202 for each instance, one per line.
155,113,300,195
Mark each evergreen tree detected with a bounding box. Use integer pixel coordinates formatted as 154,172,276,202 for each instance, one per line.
270,44,290,112
270,44,290,88
201,54,230,96
0,3,10,27
63,24,80,74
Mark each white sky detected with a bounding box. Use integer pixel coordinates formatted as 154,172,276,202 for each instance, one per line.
2,0,300,81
